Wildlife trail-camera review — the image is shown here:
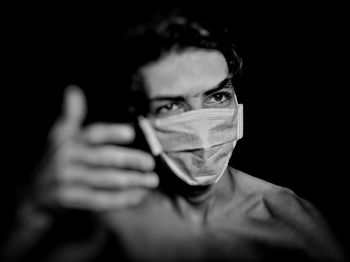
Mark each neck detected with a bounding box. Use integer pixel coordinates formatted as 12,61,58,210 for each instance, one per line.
158,165,234,224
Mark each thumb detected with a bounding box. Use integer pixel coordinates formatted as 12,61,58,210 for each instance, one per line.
52,85,87,142
62,85,87,129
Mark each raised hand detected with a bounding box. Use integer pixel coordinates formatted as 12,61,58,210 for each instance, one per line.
32,86,159,212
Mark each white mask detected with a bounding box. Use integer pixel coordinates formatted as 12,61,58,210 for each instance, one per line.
139,105,243,186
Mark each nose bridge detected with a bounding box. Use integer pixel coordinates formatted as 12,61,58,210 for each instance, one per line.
186,95,204,111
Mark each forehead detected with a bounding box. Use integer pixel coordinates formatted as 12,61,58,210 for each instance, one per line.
139,49,229,99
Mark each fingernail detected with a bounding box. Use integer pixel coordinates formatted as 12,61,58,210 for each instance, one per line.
144,155,155,170
147,173,159,185
121,125,135,140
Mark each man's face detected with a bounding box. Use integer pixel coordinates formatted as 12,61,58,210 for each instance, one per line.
139,48,237,118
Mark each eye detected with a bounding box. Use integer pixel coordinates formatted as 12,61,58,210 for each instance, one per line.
206,92,232,105
156,103,182,115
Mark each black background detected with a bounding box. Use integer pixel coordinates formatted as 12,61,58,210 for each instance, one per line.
1,1,349,255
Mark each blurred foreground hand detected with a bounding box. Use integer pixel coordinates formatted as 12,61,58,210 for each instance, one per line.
31,86,159,212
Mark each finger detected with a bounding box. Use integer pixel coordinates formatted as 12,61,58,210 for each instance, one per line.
63,85,86,130
52,85,87,142
63,167,159,189
72,145,155,171
82,123,135,145
57,186,149,211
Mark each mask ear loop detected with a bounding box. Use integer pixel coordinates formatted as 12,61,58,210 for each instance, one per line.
232,92,243,139
237,105,244,139
138,116,163,156
233,92,239,106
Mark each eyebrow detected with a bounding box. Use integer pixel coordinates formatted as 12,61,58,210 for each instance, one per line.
150,76,233,102
203,78,233,97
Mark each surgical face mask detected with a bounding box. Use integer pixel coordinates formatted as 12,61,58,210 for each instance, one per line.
139,104,243,186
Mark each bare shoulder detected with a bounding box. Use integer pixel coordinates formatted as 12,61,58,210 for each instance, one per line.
229,166,321,217
229,166,293,197
228,167,346,261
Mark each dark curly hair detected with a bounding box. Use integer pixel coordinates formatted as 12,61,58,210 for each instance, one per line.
123,10,242,77
122,9,242,116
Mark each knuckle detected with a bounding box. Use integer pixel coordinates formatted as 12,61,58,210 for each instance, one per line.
128,173,156,187
100,146,125,166
120,150,154,170
96,148,113,164
82,123,136,144
99,171,128,188
109,174,126,187
137,153,155,170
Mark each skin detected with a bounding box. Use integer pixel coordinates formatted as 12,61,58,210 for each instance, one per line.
32,48,237,216
12,48,344,262
32,87,159,212
141,48,236,118
136,48,238,224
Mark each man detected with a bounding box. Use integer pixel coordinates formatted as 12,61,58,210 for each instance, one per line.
2,10,346,262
